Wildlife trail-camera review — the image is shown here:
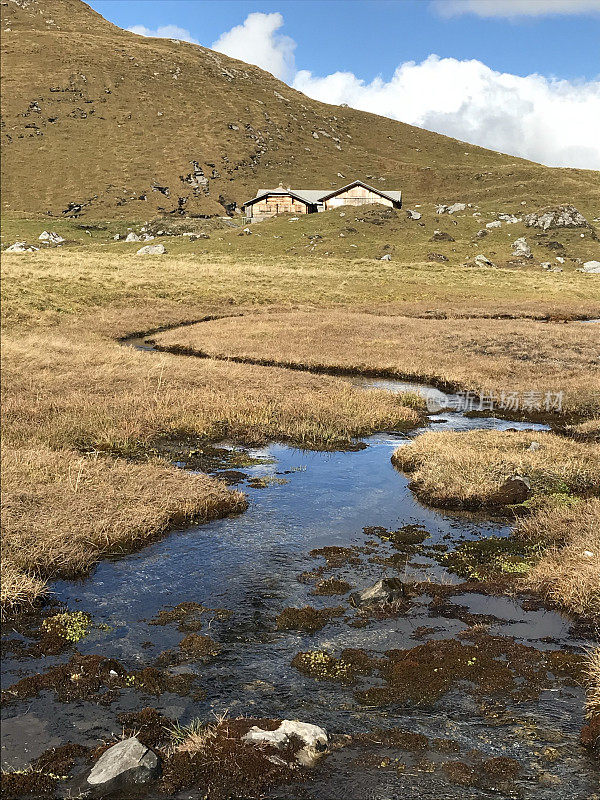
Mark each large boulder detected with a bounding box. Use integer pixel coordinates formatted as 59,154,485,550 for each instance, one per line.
579,260,600,274
136,243,165,255
125,232,142,242
525,205,589,230
87,737,159,795
491,475,531,505
243,720,328,767
511,237,532,258
350,577,406,608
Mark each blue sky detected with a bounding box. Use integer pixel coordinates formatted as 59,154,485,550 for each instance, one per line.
88,1,600,169
91,0,598,81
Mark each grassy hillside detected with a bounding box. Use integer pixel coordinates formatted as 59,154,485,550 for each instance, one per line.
2,0,600,219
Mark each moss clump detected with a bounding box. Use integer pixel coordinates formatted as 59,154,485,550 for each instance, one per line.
0,770,59,797
292,648,375,684
311,578,351,596
354,633,583,708
276,605,345,633
367,524,429,549
41,611,91,644
179,633,222,662
309,546,362,568
117,708,175,749
149,602,231,632
440,536,538,580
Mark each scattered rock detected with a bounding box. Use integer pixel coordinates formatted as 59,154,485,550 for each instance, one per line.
527,441,541,452
430,230,455,242
492,475,531,505
436,203,466,215
113,234,120,240
579,260,600,274
498,214,521,224
511,237,532,258
136,244,165,255
525,204,589,231
474,254,495,267
125,232,142,242
242,720,328,767
350,577,406,608
5,242,38,252
406,209,422,220
475,229,488,239
486,221,502,229
427,252,449,262
380,253,392,260
87,737,159,794
238,227,252,236
38,230,64,244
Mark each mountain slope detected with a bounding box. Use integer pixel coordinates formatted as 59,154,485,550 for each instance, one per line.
2,0,599,219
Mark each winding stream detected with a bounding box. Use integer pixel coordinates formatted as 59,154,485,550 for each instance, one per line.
1,329,597,799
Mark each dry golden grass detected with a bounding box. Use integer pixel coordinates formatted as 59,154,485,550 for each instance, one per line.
3,250,600,332
155,310,600,418
1,330,421,454
1,445,247,609
391,430,599,508
515,500,600,618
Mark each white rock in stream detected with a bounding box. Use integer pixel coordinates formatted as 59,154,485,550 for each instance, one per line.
87,737,159,793
243,720,328,767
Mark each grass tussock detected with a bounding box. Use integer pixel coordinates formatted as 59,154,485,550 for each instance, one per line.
393,430,600,616
391,430,599,509
1,446,246,609
515,500,600,618
155,310,600,418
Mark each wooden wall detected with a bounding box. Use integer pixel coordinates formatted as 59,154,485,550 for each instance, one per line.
249,194,310,216
324,186,394,209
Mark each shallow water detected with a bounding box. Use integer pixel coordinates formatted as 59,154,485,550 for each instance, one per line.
1,375,597,799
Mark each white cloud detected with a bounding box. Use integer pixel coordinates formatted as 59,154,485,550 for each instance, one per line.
293,56,600,169
433,0,600,18
128,24,200,45
211,12,296,81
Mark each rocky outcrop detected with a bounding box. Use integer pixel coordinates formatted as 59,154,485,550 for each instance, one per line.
525,205,589,231
511,237,532,258
87,737,159,795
